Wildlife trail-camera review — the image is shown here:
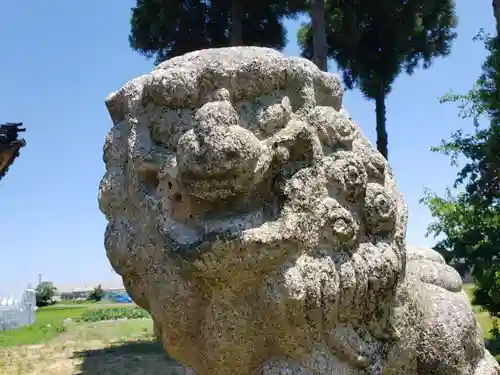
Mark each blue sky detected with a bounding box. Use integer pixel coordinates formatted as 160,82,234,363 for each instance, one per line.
0,1,493,294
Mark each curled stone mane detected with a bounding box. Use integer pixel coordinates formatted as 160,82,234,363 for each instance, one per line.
99,47,499,375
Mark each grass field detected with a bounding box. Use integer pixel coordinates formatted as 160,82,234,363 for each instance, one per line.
0,302,184,375
0,307,89,348
0,319,184,375
42,302,135,310
0,302,145,348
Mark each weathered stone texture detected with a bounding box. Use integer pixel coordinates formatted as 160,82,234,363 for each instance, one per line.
99,47,500,375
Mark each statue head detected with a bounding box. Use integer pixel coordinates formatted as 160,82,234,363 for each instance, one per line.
99,47,408,374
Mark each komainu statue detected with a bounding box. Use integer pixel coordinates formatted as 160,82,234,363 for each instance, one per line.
0,122,26,181
99,47,500,375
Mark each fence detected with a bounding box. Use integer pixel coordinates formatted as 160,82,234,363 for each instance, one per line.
0,286,36,330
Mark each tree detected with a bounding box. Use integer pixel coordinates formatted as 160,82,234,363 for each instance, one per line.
311,0,327,71
129,0,307,65
298,0,457,159
494,0,500,31
88,284,105,302
230,1,244,46
35,281,57,307
421,29,500,318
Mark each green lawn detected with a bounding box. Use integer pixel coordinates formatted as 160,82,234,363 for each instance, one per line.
0,303,141,348
0,307,87,347
42,301,135,310
0,319,179,375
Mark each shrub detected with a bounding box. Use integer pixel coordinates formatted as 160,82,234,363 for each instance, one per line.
35,281,57,307
78,307,150,322
88,284,105,302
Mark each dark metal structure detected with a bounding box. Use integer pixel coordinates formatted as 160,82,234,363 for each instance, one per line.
0,123,26,181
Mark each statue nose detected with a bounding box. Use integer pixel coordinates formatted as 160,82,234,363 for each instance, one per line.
203,127,261,172
176,101,262,199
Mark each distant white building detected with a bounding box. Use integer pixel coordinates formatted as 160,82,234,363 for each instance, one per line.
55,280,125,300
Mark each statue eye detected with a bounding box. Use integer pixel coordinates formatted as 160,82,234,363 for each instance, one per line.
257,96,292,136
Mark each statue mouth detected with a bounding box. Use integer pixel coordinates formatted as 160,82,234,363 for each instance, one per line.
160,208,269,253
159,201,294,278
180,174,252,202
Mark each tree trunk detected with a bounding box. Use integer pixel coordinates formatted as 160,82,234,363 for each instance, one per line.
230,0,243,46
312,0,327,71
375,86,388,160
494,0,500,32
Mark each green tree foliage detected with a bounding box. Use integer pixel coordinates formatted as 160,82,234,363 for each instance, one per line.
298,0,457,159
35,281,57,307
88,284,105,302
422,30,500,317
129,0,307,65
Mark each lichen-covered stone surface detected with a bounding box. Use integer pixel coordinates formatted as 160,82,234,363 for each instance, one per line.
99,47,500,375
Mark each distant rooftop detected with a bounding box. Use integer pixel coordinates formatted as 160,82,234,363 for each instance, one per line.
55,279,125,294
